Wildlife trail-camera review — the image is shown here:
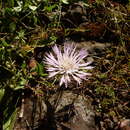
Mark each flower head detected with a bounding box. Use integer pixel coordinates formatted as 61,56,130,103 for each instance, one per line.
44,42,93,87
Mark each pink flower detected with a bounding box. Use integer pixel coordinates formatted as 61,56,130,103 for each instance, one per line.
44,42,93,87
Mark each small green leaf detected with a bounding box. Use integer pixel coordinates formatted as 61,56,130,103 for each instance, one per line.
3,109,17,130
0,39,9,47
44,4,58,12
29,5,37,11
13,1,23,12
14,78,26,90
13,6,22,12
9,22,16,32
61,0,69,4
0,89,5,102
36,62,43,75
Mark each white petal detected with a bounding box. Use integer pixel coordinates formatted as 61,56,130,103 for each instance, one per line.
77,71,91,76
64,42,77,57
47,67,59,72
76,54,87,63
72,74,81,84
47,53,59,63
52,45,60,55
70,46,77,57
81,66,94,70
79,49,88,57
74,73,87,79
60,75,65,86
65,74,71,82
53,45,63,60
79,61,92,67
44,57,59,67
45,53,59,66
48,71,59,78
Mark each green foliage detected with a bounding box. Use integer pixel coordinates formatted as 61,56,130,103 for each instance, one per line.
0,87,20,130
3,109,17,130
61,0,69,4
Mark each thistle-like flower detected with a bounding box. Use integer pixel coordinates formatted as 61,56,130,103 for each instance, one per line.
44,42,93,87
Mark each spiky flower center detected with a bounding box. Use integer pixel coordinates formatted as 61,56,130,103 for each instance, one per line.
59,56,77,74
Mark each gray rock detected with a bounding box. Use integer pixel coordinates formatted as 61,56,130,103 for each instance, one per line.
49,91,98,130
76,41,111,54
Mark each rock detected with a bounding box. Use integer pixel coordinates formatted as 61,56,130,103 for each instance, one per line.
119,119,130,130
75,41,110,63
76,41,110,54
61,2,88,27
14,96,47,130
49,91,98,130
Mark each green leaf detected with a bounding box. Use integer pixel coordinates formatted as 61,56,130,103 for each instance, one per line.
8,0,14,7
61,0,69,4
3,109,17,130
44,4,58,12
13,6,22,12
13,1,23,12
0,89,5,102
36,62,43,75
35,62,47,76
14,78,26,90
29,5,37,11
9,22,16,32
0,39,9,47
